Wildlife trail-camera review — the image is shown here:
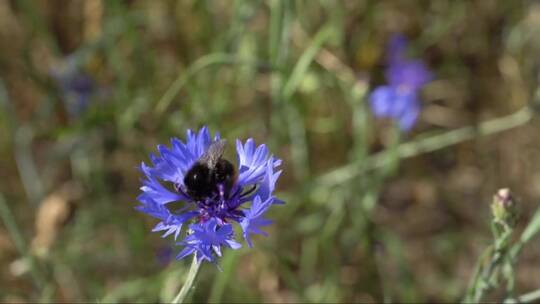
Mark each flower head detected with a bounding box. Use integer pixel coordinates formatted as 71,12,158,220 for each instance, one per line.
369,34,433,131
491,188,518,228
136,127,282,264
51,55,95,117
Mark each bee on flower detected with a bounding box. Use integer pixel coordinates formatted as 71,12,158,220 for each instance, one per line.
136,127,283,264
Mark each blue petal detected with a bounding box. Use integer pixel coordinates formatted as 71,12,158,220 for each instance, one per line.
151,211,198,240
135,197,169,221
135,197,197,239
386,60,432,90
397,99,420,131
226,239,242,250
176,246,196,260
252,158,282,203
185,126,213,158
176,218,241,262
240,196,274,247
369,86,421,131
390,90,420,131
369,86,395,117
139,167,184,205
236,139,281,186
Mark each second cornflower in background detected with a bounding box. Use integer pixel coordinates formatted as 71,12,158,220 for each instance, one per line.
369,34,433,131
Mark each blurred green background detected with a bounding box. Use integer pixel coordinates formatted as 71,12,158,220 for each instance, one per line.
1,0,540,302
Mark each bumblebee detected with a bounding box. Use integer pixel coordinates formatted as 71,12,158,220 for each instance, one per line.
183,140,237,201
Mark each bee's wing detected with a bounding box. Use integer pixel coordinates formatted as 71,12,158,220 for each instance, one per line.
199,139,226,168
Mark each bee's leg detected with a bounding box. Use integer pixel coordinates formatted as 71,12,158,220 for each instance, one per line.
225,186,242,199
240,184,258,199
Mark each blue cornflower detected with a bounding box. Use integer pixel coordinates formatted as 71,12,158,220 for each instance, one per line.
369,34,433,131
136,127,282,264
51,56,95,117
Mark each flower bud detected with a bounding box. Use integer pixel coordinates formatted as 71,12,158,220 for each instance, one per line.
491,188,518,228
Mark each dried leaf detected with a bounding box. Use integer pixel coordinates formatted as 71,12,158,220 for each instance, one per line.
31,182,81,257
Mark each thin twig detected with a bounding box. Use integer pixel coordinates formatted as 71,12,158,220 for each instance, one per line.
505,288,540,304
317,106,533,187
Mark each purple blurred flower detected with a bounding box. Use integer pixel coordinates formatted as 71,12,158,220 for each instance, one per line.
386,59,432,91
369,34,433,131
136,127,282,264
370,85,421,131
51,56,95,117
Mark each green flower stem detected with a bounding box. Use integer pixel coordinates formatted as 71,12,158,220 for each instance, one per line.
465,197,540,303
512,206,540,257
317,106,533,187
172,255,201,304
464,217,515,303
0,82,44,207
282,25,334,101
282,25,333,181
464,246,493,303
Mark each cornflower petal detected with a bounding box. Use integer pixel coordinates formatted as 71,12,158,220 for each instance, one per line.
240,196,274,247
